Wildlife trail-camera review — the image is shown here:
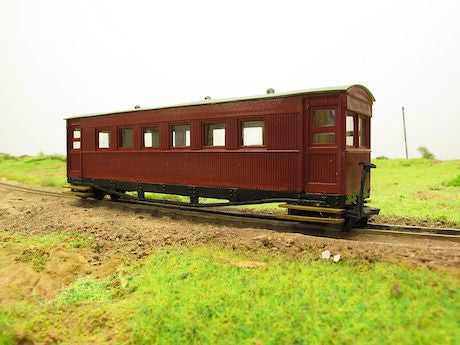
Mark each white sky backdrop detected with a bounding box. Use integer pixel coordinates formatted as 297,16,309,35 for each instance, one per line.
0,0,459,159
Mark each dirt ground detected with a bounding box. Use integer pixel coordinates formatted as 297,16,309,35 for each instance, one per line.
0,184,459,303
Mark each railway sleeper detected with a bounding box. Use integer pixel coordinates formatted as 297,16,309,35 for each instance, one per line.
278,203,379,229
63,184,94,198
278,205,346,225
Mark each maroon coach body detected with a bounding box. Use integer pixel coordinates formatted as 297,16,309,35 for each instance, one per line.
65,85,379,227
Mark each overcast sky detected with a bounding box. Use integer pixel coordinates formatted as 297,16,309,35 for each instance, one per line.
0,0,459,159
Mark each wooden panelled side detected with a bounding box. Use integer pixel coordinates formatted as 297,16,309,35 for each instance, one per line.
81,128,95,151
68,152,81,176
159,123,169,150
191,120,202,149
133,125,142,150
226,118,238,150
266,113,298,150
308,153,337,183
345,151,371,198
81,151,299,192
110,127,117,150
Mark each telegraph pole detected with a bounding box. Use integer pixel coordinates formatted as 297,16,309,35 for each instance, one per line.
402,106,408,159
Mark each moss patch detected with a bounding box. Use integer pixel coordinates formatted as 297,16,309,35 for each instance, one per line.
15,247,50,272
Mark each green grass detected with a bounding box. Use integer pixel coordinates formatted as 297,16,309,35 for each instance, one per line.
0,245,458,344
370,159,460,223
0,231,94,272
446,174,460,187
0,230,93,253
0,153,66,187
0,312,14,345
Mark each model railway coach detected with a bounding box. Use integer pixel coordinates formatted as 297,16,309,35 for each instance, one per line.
65,84,379,228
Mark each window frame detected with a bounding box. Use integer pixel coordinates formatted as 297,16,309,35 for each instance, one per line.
170,123,191,149
345,112,370,149
358,115,369,148
310,107,338,146
203,121,226,148
345,113,356,147
118,127,134,150
240,118,266,148
96,129,111,150
142,126,161,150
70,126,81,151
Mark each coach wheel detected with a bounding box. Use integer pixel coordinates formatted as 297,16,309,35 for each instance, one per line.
93,189,106,200
355,217,369,228
110,191,124,201
342,217,355,231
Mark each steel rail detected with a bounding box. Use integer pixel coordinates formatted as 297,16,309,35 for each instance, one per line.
0,181,459,241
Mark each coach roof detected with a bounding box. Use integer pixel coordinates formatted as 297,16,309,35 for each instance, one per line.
64,84,375,120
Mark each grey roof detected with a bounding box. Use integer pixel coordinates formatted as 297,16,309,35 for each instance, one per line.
64,84,374,120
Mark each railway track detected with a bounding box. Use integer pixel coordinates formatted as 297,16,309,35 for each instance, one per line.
1,181,459,242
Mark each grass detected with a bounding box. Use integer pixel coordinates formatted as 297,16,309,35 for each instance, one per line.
370,159,460,223
0,154,459,223
0,153,66,187
0,230,93,253
446,174,460,187
0,245,458,345
14,247,50,272
0,231,94,273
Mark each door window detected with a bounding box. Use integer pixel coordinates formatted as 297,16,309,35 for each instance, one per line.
311,109,336,145
313,109,336,127
71,127,81,150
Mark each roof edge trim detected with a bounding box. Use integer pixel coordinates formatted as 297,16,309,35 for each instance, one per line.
64,84,374,120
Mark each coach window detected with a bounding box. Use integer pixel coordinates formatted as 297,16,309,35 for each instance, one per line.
72,141,81,149
359,116,367,147
143,127,159,148
312,109,336,145
346,114,355,146
242,121,264,146
205,123,225,147
120,128,133,148
73,128,81,139
98,130,110,149
172,124,190,147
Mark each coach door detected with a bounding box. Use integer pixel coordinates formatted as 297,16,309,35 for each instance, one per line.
68,124,82,177
305,105,340,194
